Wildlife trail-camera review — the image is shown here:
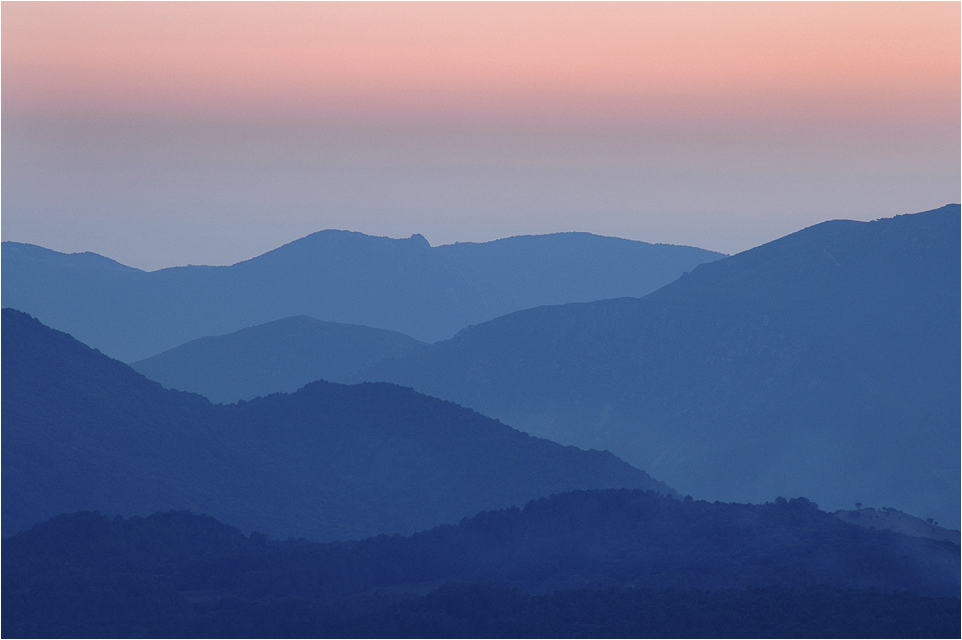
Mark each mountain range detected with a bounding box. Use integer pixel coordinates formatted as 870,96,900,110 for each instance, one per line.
354,205,961,526
3,204,959,638
1,231,723,362
2,308,672,541
82,205,962,529
111,206,960,527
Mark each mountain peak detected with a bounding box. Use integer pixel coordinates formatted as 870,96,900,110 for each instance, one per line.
408,233,430,248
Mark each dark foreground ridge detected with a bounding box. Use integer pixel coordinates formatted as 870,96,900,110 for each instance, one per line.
3,490,959,638
2,308,672,541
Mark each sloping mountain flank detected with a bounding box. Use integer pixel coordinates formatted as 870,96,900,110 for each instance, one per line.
833,506,961,545
1,231,723,362
130,316,427,404
1,308,674,541
358,205,962,528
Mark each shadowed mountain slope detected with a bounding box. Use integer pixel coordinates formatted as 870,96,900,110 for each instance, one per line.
130,316,427,404
4,491,958,637
1,232,723,362
1,308,673,541
358,205,962,527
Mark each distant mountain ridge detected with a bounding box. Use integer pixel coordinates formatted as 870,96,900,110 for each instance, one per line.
1,231,723,362
130,316,427,404
356,205,962,528
1,308,673,541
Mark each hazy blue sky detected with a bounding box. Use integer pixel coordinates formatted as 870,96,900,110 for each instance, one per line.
3,3,959,271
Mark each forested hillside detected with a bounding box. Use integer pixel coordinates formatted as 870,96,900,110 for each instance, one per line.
4,490,958,637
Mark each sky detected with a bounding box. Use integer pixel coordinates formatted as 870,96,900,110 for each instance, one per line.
2,2,959,271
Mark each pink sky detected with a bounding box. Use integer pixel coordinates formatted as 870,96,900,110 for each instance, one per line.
5,2,958,124
2,2,959,270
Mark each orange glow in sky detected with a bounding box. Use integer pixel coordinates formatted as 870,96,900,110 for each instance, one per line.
4,2,958,125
